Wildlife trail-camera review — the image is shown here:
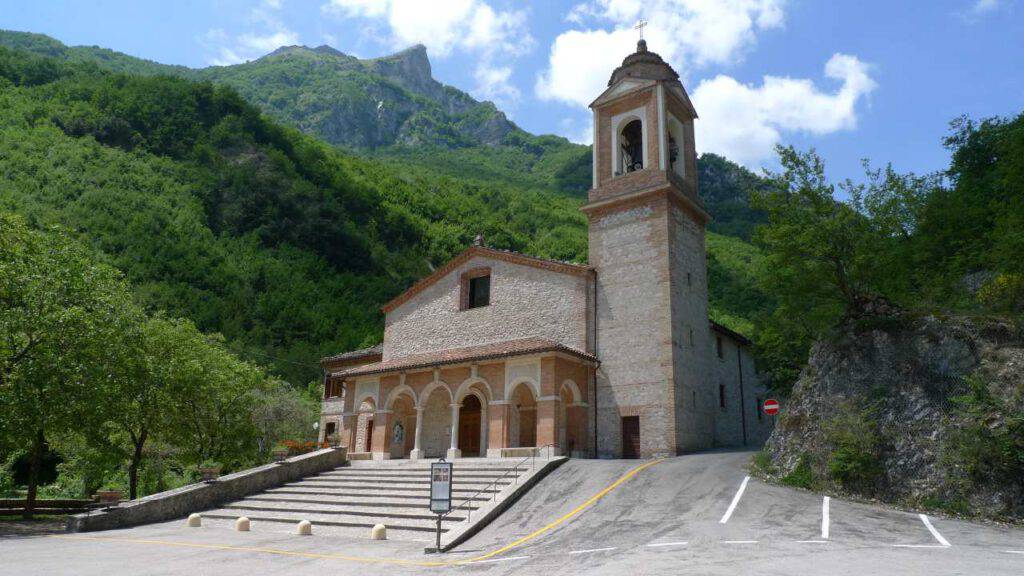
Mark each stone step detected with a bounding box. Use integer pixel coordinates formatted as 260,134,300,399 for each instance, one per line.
285,480,503,493
316,469,523,479
264,487,493,501
301,476,514,486
201,509,456,533
222,500,467,522
242,494,484,510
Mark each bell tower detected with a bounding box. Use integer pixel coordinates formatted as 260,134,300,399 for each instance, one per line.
583,40,713,458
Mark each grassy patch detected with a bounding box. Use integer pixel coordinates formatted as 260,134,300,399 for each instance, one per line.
780,454,817,489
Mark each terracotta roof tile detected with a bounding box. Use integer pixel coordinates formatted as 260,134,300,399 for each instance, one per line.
332,338,597,378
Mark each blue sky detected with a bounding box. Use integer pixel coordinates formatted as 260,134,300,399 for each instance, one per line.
2,0,1022,183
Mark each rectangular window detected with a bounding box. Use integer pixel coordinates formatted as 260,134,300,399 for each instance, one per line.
756,396,763,422
716,336,724,359
719,384,727,409
468,275,490,308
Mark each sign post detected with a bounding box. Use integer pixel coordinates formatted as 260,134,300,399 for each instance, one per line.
429,458,453,553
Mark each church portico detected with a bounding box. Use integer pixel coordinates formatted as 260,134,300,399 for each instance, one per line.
323,341,596,460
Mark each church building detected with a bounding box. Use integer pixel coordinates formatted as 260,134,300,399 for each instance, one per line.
319,41,772,460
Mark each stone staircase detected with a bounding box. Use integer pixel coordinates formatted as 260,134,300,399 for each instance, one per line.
200,459,536,541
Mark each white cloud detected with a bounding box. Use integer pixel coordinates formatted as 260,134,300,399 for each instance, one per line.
321,0,532,108
692,53,876,167
537,0,786,107
971,0,1001,13
202,2,300,65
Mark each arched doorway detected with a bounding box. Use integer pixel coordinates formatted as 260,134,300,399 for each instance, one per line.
457,395,483,457
419,384,452,458
355,399,376,453
509,382,537,448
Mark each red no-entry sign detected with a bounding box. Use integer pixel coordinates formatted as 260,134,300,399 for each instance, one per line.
763,399,780,416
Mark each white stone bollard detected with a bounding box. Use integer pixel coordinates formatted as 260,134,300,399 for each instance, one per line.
187,513,202,527
371,524,387,540
297,520,312,536
235,517,250,532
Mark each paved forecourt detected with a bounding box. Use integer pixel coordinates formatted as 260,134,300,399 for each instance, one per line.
2,451,1023,575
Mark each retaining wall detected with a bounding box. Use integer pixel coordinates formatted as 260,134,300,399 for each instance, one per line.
66,448,346,532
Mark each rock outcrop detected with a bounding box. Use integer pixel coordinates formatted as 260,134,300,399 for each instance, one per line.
764,314,1024,520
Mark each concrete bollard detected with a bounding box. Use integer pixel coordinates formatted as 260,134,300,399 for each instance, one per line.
297,520,312,536
235,517,250,532
187,513,202,527
371,524,387,540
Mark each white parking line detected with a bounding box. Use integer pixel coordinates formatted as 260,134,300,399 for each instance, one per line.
646,541,688,548
892,544,950,549
1005,550,1024,555
569,547,617,555
722,540,758,544
796,540,829,544
471,556,530,564
821,496,830,540
919,514,951,547
719,475,750,524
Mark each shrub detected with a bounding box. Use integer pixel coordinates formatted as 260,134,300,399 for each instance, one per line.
780,454,817,489
825,406,884,493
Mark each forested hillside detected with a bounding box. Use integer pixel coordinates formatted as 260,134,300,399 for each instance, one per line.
0,32,772,387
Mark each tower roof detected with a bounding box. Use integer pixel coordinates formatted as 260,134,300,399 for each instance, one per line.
607,40,680,86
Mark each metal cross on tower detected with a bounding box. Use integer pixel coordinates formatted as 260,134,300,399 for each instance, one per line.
634,19,648,41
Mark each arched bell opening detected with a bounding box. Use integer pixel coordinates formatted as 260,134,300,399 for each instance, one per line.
619,119,644,174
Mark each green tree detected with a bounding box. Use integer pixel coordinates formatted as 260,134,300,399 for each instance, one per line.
0,213,137,517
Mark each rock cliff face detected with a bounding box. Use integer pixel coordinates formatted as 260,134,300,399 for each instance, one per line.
198,44,516,149
764,315,1024,520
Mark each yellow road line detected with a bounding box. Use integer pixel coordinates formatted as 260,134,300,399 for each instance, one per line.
457,458,664,564
50,458,664,568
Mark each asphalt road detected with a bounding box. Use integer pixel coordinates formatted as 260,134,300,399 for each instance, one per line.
2,450,1022,575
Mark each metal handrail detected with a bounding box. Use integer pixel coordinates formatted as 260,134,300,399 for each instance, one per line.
441,444,556,523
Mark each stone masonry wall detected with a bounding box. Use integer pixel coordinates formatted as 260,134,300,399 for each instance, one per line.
669,201,715,452
384,256,591,360
590,195,676,458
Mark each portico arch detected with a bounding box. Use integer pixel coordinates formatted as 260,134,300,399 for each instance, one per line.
508,380,538,448
418,381,453,458
454,378,491,458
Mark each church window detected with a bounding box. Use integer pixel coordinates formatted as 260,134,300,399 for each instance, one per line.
719,384,727,409
469,275,490,308
618,119,644,174
461,267,492,310
756,396,764,422
716,336,724,359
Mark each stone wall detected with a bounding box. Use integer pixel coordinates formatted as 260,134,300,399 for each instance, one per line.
669,200,715,452
67,448,347,532
710,333,772,448
590,195,677,458
383,256,592,360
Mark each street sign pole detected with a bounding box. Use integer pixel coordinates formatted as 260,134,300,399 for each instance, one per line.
429,458,453,553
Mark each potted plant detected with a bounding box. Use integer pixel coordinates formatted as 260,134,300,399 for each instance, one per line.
272,444,289,463
198,460,222,482
95,486,123,506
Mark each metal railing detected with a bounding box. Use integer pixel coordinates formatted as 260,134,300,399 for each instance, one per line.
442,444,557,523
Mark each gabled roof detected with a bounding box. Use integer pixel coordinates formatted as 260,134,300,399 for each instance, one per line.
710,321,753,347
330,337,598,378
381,245,593,314
321,343,383,365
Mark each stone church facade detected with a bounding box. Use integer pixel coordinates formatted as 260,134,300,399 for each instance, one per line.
319,42,772,460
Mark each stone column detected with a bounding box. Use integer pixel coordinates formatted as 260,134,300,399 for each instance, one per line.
446,403,462,459
410,407,425,461
486,400,508,458
372,410,392,460
343,413,357,450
